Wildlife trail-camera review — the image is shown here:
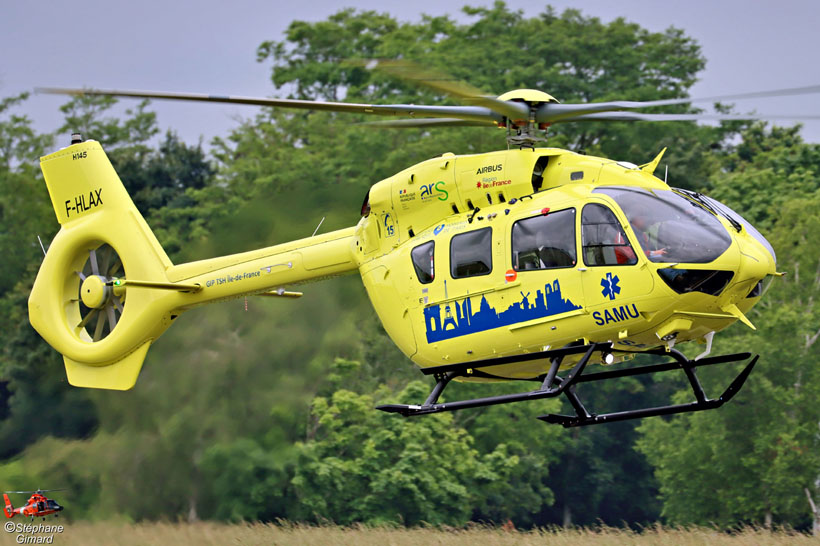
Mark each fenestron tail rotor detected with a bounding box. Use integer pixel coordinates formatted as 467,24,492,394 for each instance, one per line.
73,243,125,342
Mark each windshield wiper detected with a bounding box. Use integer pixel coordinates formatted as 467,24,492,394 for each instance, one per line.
674,188,742,232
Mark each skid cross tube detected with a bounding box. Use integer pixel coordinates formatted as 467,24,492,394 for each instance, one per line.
376,343,608,417
539,350,758,428
415,343,611,376
376,343,758,427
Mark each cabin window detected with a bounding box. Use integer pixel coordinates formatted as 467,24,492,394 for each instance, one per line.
450,227,492,278
512,208,576,270
581,203,637,266
411,241,435,284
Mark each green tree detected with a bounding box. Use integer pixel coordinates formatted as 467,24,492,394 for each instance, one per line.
58,95,157,151
706,123,820,230
453,383,564,526
290,381,511,526
0,93,55,293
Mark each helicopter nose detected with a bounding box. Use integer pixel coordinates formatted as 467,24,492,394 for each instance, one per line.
750,226,776,266
721,233,775,305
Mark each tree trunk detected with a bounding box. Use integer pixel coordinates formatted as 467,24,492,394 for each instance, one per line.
806,488,819,536
764,509,773,530
563,503,572,528
187,493,198,522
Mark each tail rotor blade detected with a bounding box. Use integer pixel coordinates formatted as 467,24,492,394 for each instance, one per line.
89,249,100,276
99,246,112,277
93,309,106,341
108,257,122,277
107,305,117,331
77,308,99,330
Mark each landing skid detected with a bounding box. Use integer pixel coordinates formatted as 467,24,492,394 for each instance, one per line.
376,343,758,428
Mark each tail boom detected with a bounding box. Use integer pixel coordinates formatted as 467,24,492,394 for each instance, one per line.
166,225,358,309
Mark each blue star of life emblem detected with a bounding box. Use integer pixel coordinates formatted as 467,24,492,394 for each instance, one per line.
600,272,621,300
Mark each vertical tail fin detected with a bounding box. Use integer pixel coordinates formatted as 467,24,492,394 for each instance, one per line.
29,139,176,390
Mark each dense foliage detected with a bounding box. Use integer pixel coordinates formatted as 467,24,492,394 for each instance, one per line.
0,3,818,532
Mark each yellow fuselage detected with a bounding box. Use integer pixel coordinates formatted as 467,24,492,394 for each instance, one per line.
355,148,774,380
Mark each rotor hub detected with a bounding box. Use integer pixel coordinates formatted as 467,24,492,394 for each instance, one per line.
80,275,111,308
496,89,558,104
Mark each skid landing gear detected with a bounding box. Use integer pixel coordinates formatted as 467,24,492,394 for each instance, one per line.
376,343,758,428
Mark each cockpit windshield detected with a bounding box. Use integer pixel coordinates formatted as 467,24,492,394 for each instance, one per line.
594,187,732,263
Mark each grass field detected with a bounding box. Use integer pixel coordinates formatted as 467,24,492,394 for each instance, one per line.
1,522,818,546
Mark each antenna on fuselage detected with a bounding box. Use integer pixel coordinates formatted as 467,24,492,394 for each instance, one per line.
37,235,47,257
311,216,326,237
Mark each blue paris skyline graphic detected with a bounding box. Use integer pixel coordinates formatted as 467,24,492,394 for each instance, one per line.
601,272,621,300
423,279,581,343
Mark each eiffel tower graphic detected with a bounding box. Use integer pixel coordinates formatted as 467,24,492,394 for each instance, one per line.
442,304,458,330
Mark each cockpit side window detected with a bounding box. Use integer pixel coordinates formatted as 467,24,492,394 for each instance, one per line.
450,227,492,278
512,208,576,270
411,241,435,284
582,203,637,266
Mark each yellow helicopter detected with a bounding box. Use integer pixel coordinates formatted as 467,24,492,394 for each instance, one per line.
31,62,813,427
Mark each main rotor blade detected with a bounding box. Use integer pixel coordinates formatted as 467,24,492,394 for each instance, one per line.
538,83,820,123
37,87,502,123
553,111,820,123
361,118,497,128
362,59,530,120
